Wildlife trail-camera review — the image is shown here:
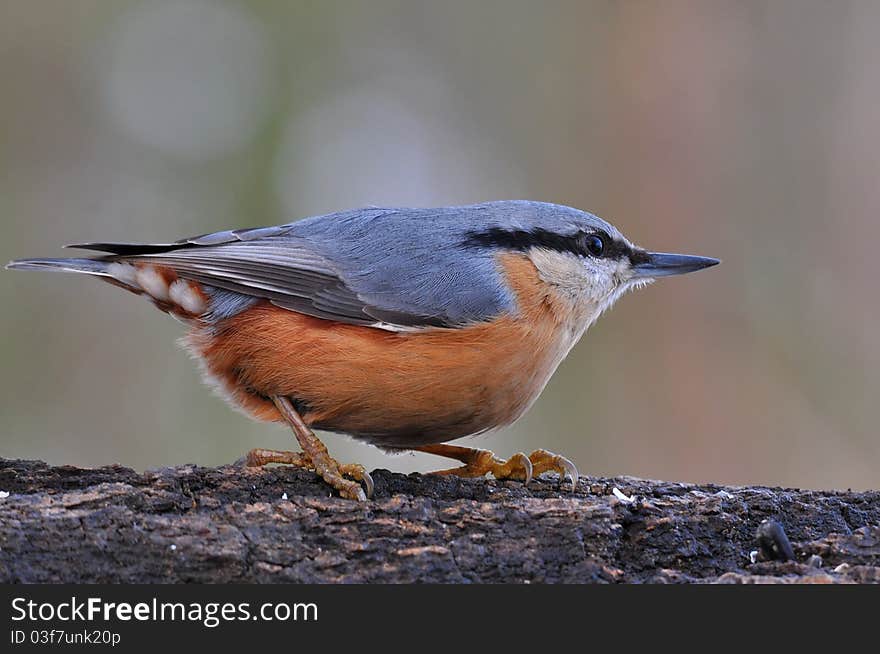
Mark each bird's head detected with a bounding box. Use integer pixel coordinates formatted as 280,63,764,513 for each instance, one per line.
463,201,719,321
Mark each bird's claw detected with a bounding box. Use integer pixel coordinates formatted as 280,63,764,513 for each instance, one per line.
508,452,533,486
527,449,579,491
339,463,374,499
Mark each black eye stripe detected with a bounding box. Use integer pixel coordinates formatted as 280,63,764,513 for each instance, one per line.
462,227,634,261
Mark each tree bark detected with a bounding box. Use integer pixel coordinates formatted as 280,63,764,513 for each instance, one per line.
0,457,878,583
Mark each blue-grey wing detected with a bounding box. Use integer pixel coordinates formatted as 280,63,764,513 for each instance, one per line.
67,206,515,328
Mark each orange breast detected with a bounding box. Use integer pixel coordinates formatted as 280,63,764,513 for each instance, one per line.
185,253,585,448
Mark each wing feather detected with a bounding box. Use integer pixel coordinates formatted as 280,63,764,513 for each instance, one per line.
69,240,392,327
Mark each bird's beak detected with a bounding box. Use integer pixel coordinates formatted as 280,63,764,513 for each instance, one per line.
631,252,720,279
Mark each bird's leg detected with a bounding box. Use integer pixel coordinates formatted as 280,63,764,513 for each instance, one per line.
415,444,578,491
242,396,373,501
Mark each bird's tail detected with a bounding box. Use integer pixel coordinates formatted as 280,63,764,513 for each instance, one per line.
7,255,215,319
6,257,112,276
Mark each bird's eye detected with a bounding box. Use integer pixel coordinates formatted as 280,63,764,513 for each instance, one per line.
584,234,605,257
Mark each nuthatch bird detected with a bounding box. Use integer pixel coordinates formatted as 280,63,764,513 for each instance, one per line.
8,201,718,500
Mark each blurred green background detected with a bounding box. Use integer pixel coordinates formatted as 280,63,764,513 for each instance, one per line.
1,1,877,490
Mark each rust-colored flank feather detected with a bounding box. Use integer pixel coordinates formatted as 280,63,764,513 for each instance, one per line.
185,253,585,448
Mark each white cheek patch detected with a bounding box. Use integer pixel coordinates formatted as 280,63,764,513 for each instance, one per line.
169,279,207,315
529,248,615,304
135,266,170,301
527,247,653,328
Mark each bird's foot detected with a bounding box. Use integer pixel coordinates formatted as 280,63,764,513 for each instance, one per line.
522,448,579,491
243,447,373,501
418,444,578,491
430,448,534,484
265,395,374,501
